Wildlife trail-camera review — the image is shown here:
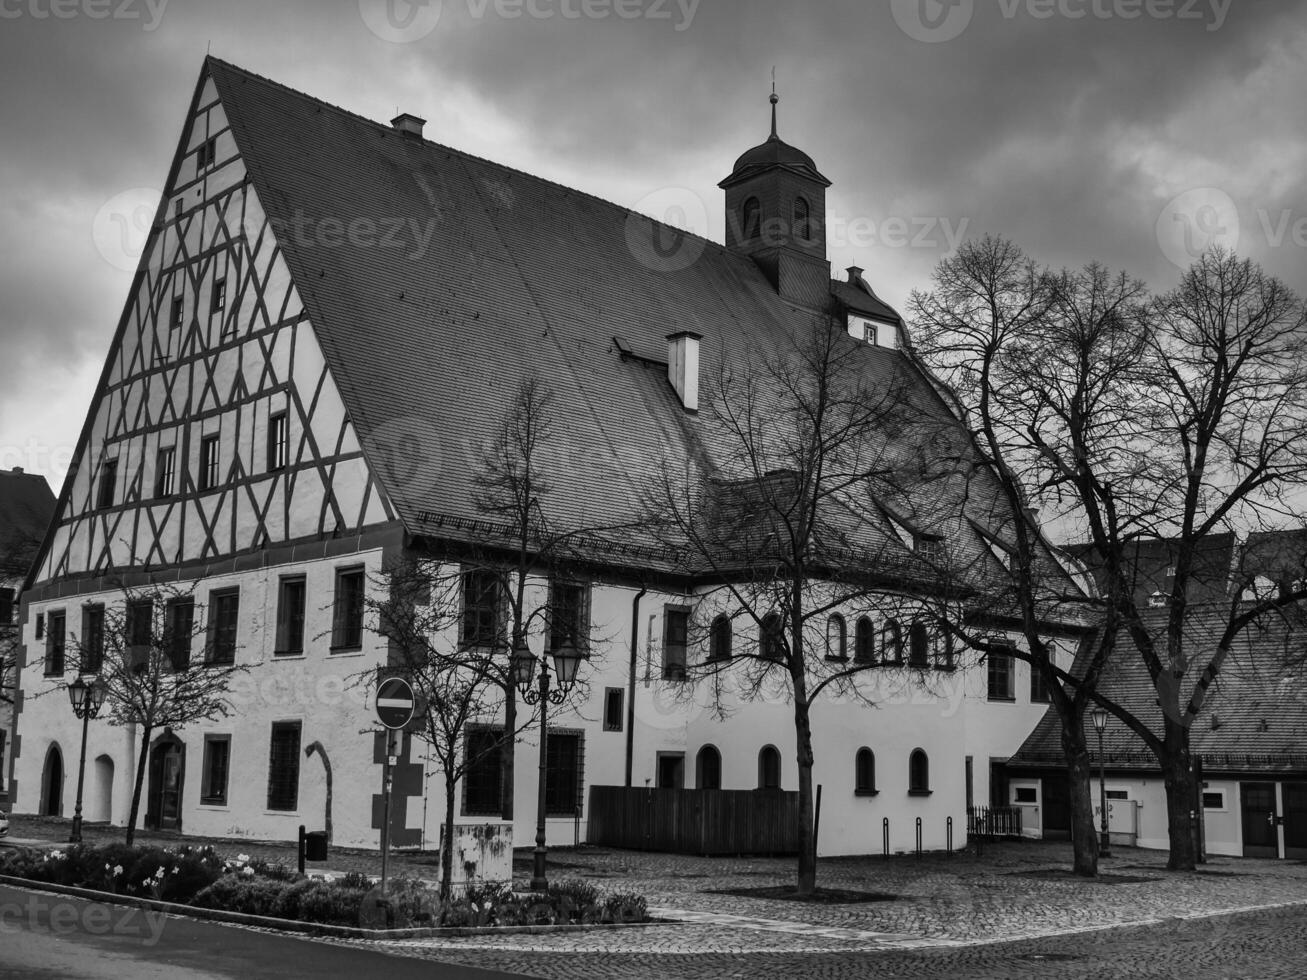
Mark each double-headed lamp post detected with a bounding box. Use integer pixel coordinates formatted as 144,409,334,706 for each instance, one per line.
67,676,109,843
512,638,582,892
1090,706,1111,858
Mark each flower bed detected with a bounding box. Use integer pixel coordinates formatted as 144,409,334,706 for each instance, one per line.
0,843,649,929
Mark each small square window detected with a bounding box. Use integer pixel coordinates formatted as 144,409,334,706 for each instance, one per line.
154,446,176,499
199,434,220,491
1014,786,1038,804
96,458,118,510
603,688,624,732
211,277,226,314
196,137,217,171
267,412,288,472
1202,790,1226,810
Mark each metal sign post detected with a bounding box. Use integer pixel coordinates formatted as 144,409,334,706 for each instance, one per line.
375,678,415,898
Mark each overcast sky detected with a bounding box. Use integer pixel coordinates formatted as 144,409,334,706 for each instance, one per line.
2,0,1305,496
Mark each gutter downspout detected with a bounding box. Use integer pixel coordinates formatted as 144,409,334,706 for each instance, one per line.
624,586,647,787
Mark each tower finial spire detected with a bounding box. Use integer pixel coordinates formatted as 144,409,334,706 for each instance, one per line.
770,68,779,139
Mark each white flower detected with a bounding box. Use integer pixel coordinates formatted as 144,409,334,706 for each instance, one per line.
112,865,124,877
154,867,166,880
235,853,250,864
171,866,180,875
242,866,255,877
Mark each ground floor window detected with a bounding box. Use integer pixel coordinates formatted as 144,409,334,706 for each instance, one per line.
463,726,503,817
201,735,230,806
545,730,584,817
266,722,301,811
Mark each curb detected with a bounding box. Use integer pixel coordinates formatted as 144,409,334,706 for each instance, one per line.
0,874,666,939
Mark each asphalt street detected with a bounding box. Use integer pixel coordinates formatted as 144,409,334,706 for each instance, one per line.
0,883,536,980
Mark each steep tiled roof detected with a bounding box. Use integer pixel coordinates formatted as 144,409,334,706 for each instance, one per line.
1010,607,1307,773
0,469,55,576
205,59,1079,600
1066,534,1237,606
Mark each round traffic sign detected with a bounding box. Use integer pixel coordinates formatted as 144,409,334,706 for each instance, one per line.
375,677,415,730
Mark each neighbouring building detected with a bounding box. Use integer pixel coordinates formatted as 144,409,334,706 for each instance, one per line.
0,467,56,807
9,59,1087,854
1009,536,1307,858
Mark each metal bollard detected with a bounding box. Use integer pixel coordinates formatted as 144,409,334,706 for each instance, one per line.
947,815,953,855
883,817,890,858
915,817,923,857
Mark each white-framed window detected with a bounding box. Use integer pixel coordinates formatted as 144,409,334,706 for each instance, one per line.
1202,789,1227,811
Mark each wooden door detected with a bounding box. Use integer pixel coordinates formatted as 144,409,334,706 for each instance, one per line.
1240,782,1279,858
1283,783,1307,861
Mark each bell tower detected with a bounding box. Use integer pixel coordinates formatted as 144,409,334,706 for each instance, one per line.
720,90,832,310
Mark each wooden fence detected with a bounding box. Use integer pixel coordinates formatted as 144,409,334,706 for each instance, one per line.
587,786,800,855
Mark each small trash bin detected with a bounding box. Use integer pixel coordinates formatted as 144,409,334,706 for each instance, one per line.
304,831,329,862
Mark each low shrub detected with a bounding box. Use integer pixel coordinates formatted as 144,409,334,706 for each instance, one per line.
193,874,292,917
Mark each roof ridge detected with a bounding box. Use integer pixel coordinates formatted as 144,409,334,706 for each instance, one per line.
204,56,732,258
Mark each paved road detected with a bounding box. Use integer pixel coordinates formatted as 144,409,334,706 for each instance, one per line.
376,903,1307,979
0,883,536,980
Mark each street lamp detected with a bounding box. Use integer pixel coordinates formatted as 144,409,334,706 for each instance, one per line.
513,638,582,892
1090,706,1111,858
67,675,109,843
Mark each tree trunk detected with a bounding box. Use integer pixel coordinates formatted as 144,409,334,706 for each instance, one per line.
1059,719,1099,877
793,700,817,896
441,771,457,902
125,725,152,847
501,685,516,822
1159,718,1196,871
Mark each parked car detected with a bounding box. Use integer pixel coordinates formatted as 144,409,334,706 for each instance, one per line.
0,808,8,837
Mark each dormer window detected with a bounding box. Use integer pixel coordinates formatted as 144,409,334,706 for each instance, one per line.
846,314,897,349
742,197,761,240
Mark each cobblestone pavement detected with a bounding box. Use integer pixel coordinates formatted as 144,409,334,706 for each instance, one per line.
364,903,1307,979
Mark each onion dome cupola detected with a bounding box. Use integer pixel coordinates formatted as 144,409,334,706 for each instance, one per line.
720,91,833,310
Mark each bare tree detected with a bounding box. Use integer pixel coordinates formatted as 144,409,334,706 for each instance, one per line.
61,583,247,845
645,319,969,895
915,240,1307,870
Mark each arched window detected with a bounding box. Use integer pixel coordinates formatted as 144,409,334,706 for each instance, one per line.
758,745,782,790
793,196,811,240
909,749,930,795
855,747,876,795
909,621,930,668
742,197,761,240
882,619,903,664
760,612,784,662
825,614,847,661
709,614,732,661
697,745,722,790
854,617,875,663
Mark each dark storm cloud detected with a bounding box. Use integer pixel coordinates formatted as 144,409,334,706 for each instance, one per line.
1,0,1305,487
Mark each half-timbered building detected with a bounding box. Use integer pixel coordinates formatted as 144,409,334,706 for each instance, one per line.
10,59,1087,854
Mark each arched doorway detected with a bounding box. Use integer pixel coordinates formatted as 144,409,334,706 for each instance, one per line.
91,755,115,824
146,735,185,831
40,744,64,817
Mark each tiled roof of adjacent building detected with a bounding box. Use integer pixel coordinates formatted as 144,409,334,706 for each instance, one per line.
1010,605,1307,774
0,468,55,576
